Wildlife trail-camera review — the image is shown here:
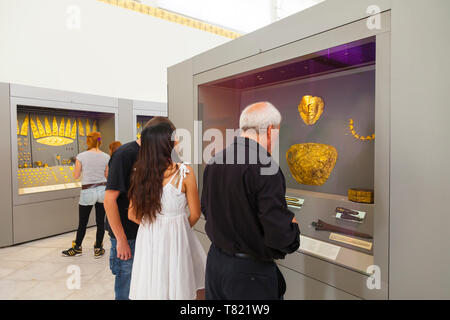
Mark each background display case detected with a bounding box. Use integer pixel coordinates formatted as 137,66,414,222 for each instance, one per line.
16,106,116,195
135,115,153,139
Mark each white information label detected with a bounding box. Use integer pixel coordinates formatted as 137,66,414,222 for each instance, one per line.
299,235,341,261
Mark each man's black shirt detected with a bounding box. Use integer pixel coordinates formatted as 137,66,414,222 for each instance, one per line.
201,137,300,261
105,141,140,240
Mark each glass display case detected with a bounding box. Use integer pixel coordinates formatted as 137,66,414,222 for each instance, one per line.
136,115,153,139
16,106,116,195
198,37,376,274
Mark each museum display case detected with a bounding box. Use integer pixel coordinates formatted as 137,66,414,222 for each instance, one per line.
15,106,116,195
198,36,376,274
135,115,153,139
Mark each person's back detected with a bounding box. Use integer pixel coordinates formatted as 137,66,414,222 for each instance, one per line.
202,102,300,300
127,123,206,300
202,137,298,261
77,150,109,185
62,132,110,258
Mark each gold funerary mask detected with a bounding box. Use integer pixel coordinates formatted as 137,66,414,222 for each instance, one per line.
298,96,325,126
286,143,338,186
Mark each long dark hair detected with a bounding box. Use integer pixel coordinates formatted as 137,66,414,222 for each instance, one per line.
128,123,176,223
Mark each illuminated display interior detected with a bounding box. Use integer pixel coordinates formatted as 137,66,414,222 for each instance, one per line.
198,37,376,273
16,106,115,195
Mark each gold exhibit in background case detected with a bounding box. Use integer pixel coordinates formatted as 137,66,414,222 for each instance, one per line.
286,143,338,186
298,95,325,126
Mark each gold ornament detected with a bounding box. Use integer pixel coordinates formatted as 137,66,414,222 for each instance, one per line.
78,119,85,137
286,143,338,186
348,188,374,204
20,115,29,136
298,96,325,126
348,119,374,142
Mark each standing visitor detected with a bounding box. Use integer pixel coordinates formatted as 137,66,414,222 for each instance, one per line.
201,102,300,300
103,117,176,300
62,132,110,258
127,122,205,300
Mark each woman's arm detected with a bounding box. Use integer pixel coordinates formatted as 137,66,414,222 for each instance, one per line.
73,159,82,179
128,200,141,225
104,164,109,179
184,165,201,227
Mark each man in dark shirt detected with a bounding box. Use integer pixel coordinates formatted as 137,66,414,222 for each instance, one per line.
201,102,300,300
103,116,175,300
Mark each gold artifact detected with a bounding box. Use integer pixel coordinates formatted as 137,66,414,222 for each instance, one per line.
59,118,65,137
286,143,338,186
20,115,29,136
78,119,85,136
36,117,46,137
348,119,375,142
28,115,76,146
298,96,325,126
65,119,72,137
348,188,374,204
92,120,97,133
70,121,77,139
17,120,19,135
44,117,52,136
86,119,91,135
30,117,39,139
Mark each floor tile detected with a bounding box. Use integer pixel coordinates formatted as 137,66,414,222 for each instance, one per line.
4,262,67,281
0,260,31,279
17,280,75,300
2,247,56,262
0,279,39,300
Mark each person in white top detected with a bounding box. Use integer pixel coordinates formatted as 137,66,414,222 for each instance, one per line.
127,122,206,300
62,131,110,258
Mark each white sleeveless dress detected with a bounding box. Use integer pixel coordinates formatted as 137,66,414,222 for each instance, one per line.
129,163,206,300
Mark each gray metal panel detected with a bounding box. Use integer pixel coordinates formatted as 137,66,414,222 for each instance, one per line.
13,197,79,244
190,0,392,75
167,59,198,176
132,100,167,115
0,83,13,247
118,99,134,144
10,84,118,108
389,0,450,299
193,13,390,86
279,265,359,300
374,31,391,297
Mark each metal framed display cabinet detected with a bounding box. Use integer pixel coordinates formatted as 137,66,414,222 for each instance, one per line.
168,0,450,299
132,100,167,139
5,84,118,245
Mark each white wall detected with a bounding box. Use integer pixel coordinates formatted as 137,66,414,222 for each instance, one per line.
0,0,229,102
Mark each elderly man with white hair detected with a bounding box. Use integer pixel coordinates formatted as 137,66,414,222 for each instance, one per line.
201,101,300,300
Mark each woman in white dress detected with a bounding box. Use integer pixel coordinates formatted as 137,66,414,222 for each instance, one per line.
127,122,206,300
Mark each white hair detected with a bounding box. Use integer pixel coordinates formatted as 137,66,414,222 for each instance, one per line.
239,101,282,131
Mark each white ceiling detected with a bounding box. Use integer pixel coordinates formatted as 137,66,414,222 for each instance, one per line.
138,0,326,34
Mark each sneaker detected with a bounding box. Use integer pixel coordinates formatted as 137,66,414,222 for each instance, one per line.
94,242,105,259
62,241,82,257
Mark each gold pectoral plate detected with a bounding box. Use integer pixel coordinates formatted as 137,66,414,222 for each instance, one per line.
298,96,325,126
286,143,338,186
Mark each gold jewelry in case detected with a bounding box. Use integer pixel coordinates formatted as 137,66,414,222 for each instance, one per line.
348,188,374,204
348,119,375,142
298,96,325,126
286,143,338,186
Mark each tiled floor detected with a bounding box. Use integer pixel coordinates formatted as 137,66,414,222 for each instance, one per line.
0,227,114,300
